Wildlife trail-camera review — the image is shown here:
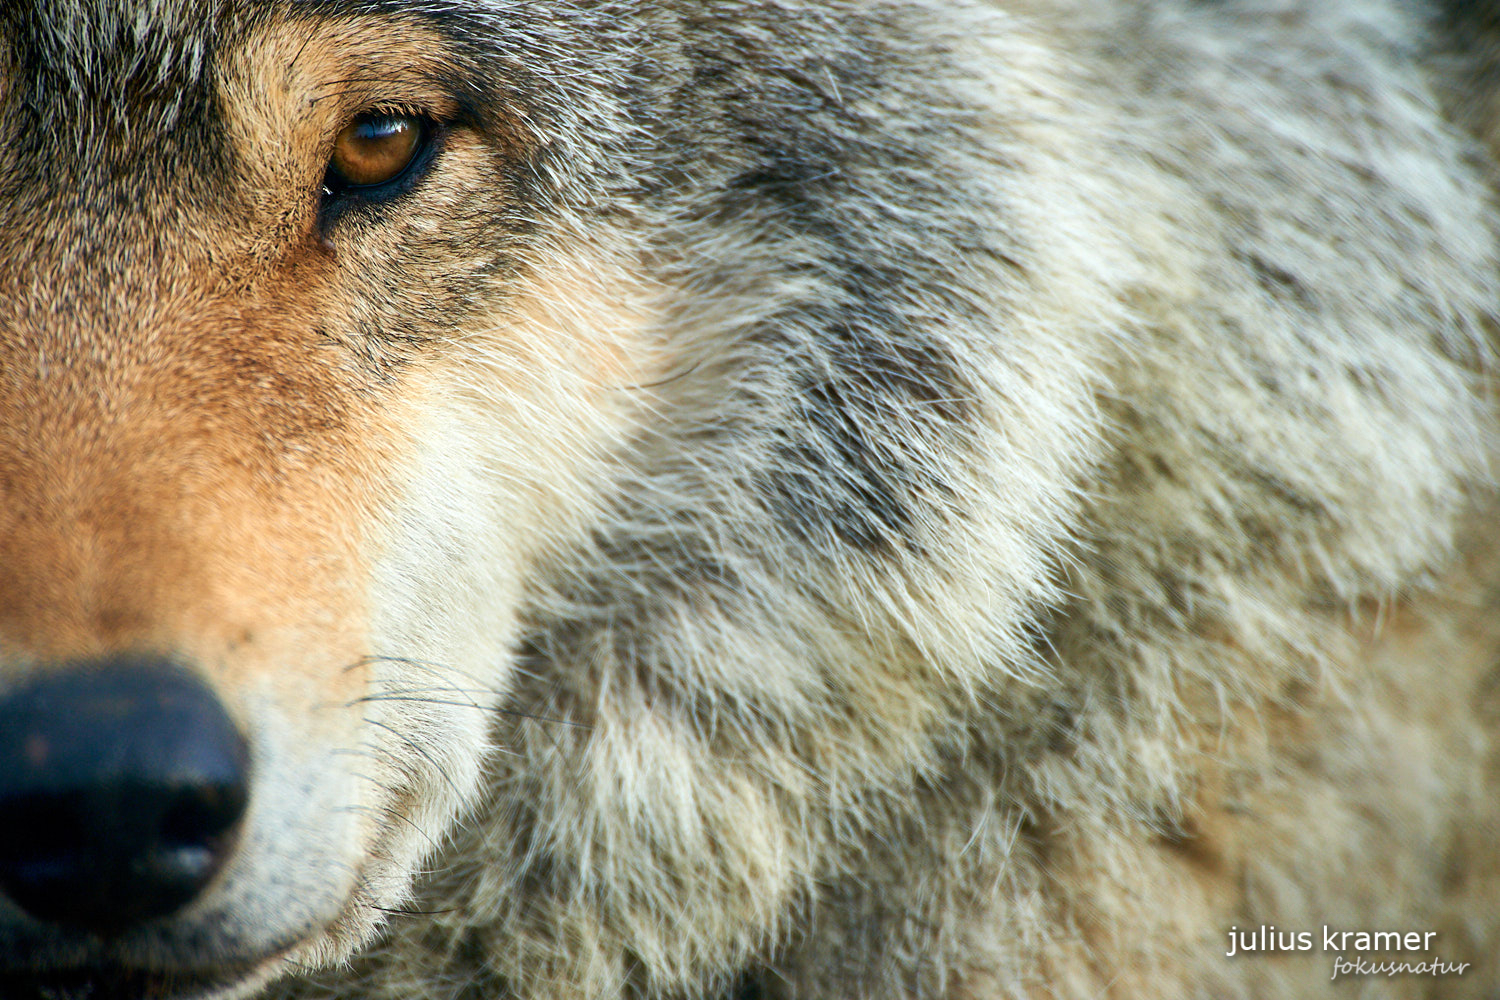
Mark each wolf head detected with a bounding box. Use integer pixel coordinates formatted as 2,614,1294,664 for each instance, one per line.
0,2,1110,996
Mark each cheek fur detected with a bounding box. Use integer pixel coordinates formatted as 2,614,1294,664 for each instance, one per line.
345,253,668,925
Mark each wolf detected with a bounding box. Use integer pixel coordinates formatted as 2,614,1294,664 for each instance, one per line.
0,0,1498,998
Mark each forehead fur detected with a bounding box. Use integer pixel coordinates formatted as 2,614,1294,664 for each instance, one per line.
4,0,221,119
0,0,235,206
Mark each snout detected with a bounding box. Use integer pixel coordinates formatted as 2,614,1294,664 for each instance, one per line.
0,655,250,935
0,641,380,1000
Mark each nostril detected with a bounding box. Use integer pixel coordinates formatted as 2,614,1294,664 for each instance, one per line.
161,781,245,847
0,656,250,934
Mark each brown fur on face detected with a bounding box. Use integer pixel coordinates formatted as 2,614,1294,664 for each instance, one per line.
0,4,605,673
0,4,657,991
0,83,386,675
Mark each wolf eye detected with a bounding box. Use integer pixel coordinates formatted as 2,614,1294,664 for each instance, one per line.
325,112,429,192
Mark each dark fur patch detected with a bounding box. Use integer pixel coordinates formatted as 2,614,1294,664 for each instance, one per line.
0,0,227,189
685,54,1000,552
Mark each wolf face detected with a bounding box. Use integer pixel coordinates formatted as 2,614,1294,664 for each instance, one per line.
2,2,1498,1000
0,2,1057,995
0,3,682,995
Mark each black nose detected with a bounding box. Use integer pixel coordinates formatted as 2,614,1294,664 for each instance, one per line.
0,655,249,934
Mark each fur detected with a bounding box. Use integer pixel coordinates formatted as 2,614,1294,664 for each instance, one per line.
0,1,1498,998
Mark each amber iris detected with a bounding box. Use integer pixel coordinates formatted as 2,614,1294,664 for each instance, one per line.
328,113,424,188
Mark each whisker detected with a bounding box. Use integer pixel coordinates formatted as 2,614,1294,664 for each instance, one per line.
365,718,464,795
315,75,408,90
370,904,459,917
285,31,316,79
355,692,591,730
495,707,592,730
606,359,704,392
349,694,489,710
347,654,497,690
338,803,443,852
